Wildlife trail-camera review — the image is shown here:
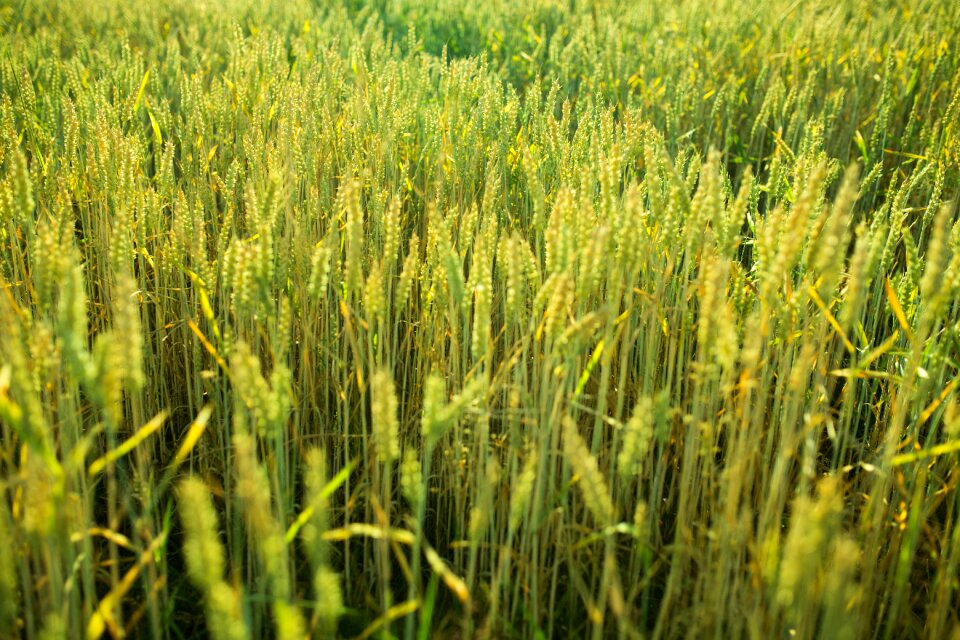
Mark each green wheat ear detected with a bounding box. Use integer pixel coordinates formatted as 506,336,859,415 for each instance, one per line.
177,478,225,593
371,368,400,464
177,477,250,640
563,415,615,526
302,448,344,636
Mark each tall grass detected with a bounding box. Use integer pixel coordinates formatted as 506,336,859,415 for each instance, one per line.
1,0,959,637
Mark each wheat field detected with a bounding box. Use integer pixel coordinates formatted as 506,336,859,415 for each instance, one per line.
1,0,959,638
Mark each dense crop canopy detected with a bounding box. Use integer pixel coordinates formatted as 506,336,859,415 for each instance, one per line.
1,0,959,637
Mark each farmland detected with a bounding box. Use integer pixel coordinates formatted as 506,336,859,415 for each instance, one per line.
1,0,959,637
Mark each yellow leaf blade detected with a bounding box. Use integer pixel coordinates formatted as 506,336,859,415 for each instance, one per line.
131,67,150,114
355,599,420,640
87,530,168,639
171,405,213,468
891,439,960,466
884,277,914,342
808,285,854,353
187,319,229,373
321,524,415,546
285,459,355,544
919,376,959,426
89,411,168,476
423,542,470,604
